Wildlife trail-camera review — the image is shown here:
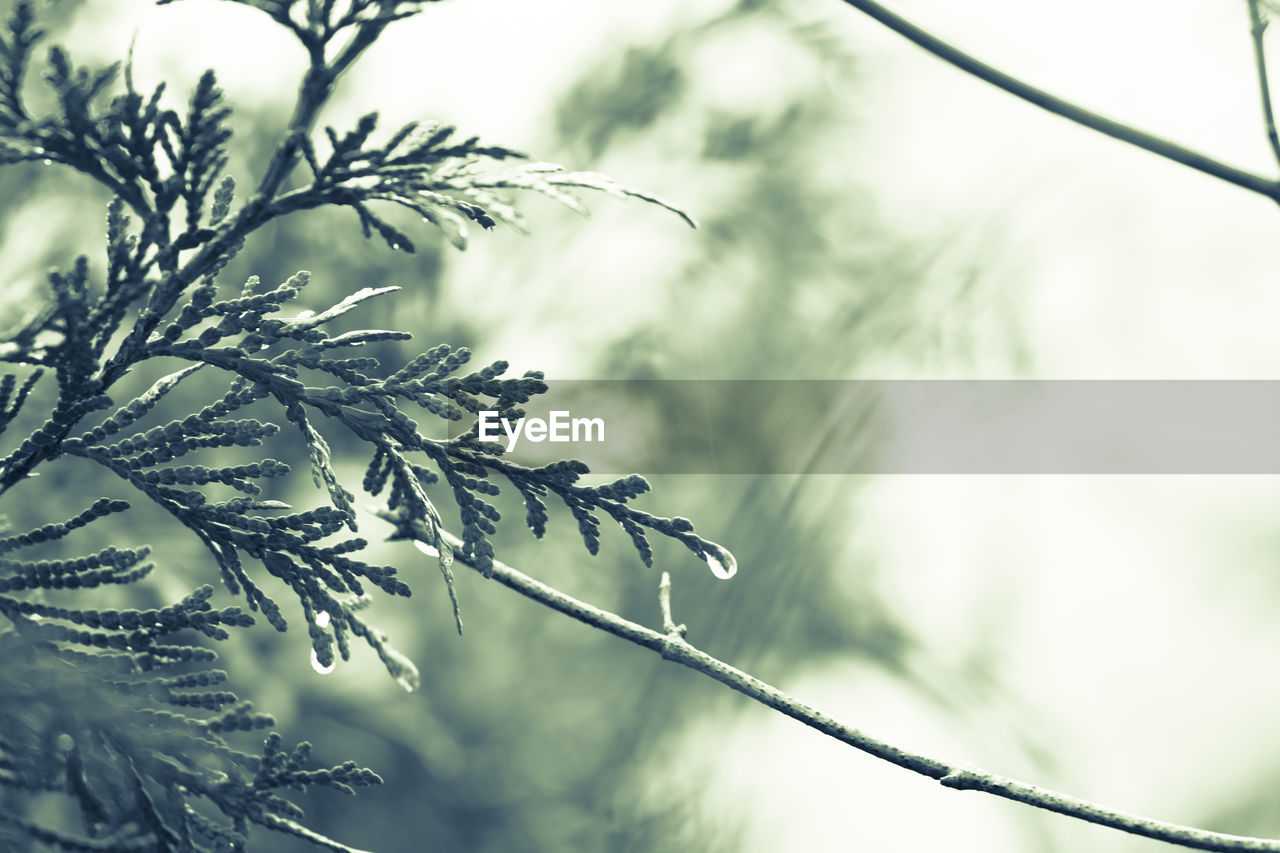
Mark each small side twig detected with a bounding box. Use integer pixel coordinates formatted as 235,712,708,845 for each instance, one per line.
1248,0,1280,170
658,571,687,640
421,525,1280,853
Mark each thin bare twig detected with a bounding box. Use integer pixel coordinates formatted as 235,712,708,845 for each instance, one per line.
837,0,1280,203
657,571,686,639
427,528,1280,852
1248,0,1280,169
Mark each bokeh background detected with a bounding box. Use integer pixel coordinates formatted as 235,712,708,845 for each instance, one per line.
5,0,1280,850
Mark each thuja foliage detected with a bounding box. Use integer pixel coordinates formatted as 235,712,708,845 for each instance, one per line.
0,1,732,850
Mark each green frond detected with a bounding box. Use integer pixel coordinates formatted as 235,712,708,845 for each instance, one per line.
0,3,730,850
0,3,42,129
0,368,43,436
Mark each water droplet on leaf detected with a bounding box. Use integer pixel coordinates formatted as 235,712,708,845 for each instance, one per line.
310,647,335,675
703,543,737,580
413,538,440,558
311,611,334,673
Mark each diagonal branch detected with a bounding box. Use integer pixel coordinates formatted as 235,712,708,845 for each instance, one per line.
837,0,1280,203
1248,0,1280,170
430,527,1280,853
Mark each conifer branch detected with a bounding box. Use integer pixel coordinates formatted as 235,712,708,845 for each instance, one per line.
836,0,1280,202
26,3,1278,851
0,2,715,850
416,527,1280,853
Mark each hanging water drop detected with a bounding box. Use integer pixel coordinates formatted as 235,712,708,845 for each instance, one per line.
310,648,335,675
703,543,738,581
310,610,335,674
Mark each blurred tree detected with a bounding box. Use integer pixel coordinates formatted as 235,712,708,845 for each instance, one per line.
0,0,1024,850
250,2,1024,851
9,1,1269,853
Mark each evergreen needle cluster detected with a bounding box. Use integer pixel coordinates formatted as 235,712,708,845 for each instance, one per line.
0,2,728,850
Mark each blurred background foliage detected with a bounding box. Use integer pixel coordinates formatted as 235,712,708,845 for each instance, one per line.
0,1,1042,851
